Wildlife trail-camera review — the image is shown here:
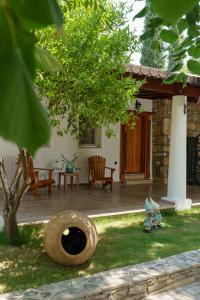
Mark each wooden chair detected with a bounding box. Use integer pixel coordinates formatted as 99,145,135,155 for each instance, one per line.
88,155,115,191
28,157,55,195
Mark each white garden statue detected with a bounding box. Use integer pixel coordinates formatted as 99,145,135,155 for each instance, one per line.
0,215,4,232
144,197,162,232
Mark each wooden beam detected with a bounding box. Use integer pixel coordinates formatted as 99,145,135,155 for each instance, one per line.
127,73,200,100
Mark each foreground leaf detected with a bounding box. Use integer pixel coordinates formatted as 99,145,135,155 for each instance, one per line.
150,0,197,24
140,29,155,40
188,46,200,59
0,45,50,155
160,29,178,44
133,7,147,21
164,74,177,84
11,0,63,29
187,59,200,75
177,18,188,34
35,47,62,72
170,63,182,72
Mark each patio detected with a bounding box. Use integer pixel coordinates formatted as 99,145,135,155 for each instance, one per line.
1,183,199,223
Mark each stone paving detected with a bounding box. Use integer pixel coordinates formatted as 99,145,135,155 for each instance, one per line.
1,249,200,300
1,183,199,224
146,282,200,299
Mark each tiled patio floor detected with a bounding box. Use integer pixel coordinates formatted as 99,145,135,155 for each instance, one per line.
1,183,200,223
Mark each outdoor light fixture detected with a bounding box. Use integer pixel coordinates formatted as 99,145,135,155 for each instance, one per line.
135,99,142,111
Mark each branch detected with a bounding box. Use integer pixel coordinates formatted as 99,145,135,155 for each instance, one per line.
10,165,23,196
19,148,29,181
13,178,31,214
13,148,31,214
0,157,10,208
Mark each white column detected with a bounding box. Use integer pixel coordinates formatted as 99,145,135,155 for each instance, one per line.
162,95,191,211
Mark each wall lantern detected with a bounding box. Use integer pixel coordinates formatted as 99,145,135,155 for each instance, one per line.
135,99,142,111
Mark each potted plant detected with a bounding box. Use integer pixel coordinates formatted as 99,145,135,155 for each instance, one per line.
56,154,78,173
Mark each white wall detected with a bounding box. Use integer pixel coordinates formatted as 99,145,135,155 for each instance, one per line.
0,99,152,184
129,98,152,112
0,125,121,184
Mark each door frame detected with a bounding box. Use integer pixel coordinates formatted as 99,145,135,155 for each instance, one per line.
120,111,152,182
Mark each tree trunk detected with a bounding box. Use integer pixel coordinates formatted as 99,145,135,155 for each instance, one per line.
0,149,30,245
4,208,20,245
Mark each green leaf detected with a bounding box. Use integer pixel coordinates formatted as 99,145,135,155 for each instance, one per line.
188,26,199,38
173,53,186,62
140,29,155,41
0,22,50,154
133,7,147,21
179,37,193,48
176,72,186,85
171,49,186,57
187,59,200,75
150,0,198,24
177,18,188,34
11,0,63,29
35,47,62,72
164,74,177,84
147,17,163,28
170,63,182,72
160,29,178,44
16,29,36,79
188,46,200,58
150,40,161,50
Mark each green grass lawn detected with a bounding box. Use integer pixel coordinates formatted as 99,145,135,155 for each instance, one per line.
1,207,200,294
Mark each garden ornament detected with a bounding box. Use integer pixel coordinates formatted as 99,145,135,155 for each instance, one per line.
0,215,4,232
144,198,154,232
144,197,162,232
149,198,162,229
44,210,97,266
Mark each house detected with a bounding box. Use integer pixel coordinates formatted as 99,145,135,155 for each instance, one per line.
0,64,200,211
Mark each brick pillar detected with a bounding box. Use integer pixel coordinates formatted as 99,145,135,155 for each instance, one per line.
187,103,200,137
152,99,171,184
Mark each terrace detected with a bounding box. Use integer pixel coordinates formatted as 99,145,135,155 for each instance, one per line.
2,182,199,223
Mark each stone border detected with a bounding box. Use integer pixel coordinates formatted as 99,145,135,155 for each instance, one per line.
1,249,200,299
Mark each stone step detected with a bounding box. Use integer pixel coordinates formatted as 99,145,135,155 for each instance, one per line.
146,282,200,299
125,173,145,180
1,249,200,300
125,179,152,185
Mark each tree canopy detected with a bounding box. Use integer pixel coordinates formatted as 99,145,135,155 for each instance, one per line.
135,0,200,84
140,0,165,69
36,1,141,138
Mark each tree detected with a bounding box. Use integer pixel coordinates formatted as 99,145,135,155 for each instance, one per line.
0,0,141,245
140,0,165,68
36,1,141,137
0,150,31,245
0,0,64,245
134,0,200,83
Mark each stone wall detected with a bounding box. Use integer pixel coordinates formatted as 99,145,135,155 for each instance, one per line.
187,103,200,137
152,99,171,184
3,249,200,300
152,100,200,184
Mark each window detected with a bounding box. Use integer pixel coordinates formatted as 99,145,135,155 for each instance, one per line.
79,127,101,148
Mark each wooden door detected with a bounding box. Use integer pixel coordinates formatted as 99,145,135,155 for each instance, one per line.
120,112,151,179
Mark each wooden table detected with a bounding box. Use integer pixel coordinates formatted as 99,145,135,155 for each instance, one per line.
58,172,79,192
